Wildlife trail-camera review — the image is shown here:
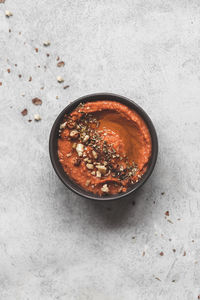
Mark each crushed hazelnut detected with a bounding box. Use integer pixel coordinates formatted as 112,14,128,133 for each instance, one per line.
101,184,109,193
66,120,75,129
96,165,107,175
85,180,90,187
86,163,94,170
96,171,101,178
34,114,41,121
60,122,67,129
83,135,89,143
57,76,64,83
92,150,98,159
5,10,13,17
76,143,84,156
70,130,79,139
43,41,50,47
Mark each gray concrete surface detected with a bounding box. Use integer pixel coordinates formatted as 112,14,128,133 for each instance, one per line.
0,0,200,299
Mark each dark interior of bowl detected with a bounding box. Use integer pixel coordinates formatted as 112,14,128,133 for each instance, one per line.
49,93,158,201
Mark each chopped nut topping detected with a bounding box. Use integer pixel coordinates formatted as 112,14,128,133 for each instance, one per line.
96,165,107,175
96,171,101,178
82,152,87,158
66,153,72,157
70,130,79,139
76,143,84,156
92,150,98,159
85,180,90,187
83,135,89,143
86,163,94,170
60,122,67,129
66,120,75,129
118,186,123,193
101,184,109,193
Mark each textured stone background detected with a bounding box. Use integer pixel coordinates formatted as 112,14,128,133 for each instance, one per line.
0,0,200,299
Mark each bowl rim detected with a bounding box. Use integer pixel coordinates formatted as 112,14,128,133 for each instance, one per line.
49,92,158,201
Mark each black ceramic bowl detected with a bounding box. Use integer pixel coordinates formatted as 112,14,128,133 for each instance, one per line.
49,93,158,201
